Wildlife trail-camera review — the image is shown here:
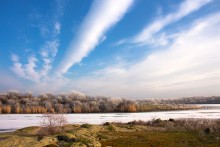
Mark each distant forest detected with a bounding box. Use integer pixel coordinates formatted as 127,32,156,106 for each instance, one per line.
0,90,218,114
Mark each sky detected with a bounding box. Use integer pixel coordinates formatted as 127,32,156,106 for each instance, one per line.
0,0,220,98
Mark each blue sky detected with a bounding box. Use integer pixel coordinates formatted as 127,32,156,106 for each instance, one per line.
0,0,220,98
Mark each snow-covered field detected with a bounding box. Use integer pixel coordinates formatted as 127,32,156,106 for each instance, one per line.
0,104,220,133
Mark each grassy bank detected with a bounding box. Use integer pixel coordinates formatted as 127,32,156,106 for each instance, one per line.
0,118,220,147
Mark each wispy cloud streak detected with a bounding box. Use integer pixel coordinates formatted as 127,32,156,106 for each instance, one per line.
57,0,134,74
73,12,220,98
11,0,64,83
133,0,211,45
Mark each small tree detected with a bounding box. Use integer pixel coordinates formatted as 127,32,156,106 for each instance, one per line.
37,113,68,136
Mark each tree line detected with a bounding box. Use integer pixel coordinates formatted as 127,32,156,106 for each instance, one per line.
0,90,210,114
0,90,137,113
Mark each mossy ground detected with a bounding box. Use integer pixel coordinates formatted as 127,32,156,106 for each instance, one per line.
0,122,220,147
100,130,220,147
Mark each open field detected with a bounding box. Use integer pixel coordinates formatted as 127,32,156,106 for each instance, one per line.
0,118,220,147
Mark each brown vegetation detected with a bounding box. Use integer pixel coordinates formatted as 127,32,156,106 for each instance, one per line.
0,90,203,114
2,105,11,113
37,113,68,136
127,118,220,132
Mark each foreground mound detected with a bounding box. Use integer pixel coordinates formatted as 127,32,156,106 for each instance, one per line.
0,119,220,147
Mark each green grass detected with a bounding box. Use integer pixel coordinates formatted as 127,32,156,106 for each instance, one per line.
100,130,220,147
105,125,115,131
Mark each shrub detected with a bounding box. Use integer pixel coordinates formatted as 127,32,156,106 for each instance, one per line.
154,118,162,124
81,124,92,129
128,120,146,125
37,113,68,136
169,118,175,122
204,128,214,134
57,135,76,142
173,119,218,131
103,122,111,126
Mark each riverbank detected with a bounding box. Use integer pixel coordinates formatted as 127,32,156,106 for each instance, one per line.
0,119,220,147
1,105,220,133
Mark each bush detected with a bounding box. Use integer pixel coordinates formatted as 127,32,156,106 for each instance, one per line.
169,118,175,122
81,124,92,129
128,120,146,125
154,118,162,124
204,128,214,134
37,113,68,136
57,135,76,142
103,122,111,126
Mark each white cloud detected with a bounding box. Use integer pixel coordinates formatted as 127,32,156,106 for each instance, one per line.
8,0,67,93
57,0,134,74
40,40,59,77
10,0,134,93
24,56,40,82
72,12,220,98
40,40,59,58
9,0,220,98
11,55,40,82
113,39,127,46
133,0,211,45
12,0,62,83
11,39,60,82
55,0,65,17
11,62,26,78
11,54,19,62
54,22,61,35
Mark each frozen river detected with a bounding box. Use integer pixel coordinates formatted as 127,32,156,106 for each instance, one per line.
0,104,220,133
